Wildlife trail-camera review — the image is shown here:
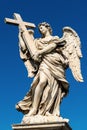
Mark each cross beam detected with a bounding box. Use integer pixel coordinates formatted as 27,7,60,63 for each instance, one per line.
5,13,36,28
5,13,37,57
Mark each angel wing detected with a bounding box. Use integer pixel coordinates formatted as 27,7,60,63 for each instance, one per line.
62,27,83,82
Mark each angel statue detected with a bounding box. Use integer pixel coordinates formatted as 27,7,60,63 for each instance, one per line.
14,22,83,124
5,13,83,124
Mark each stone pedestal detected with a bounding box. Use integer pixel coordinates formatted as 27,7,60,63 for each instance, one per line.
12,122,72,130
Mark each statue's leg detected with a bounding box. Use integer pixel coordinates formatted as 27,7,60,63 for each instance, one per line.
53,86,62,116
28,71,47,116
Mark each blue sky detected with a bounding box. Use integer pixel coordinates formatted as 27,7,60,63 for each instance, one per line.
0,0,87,130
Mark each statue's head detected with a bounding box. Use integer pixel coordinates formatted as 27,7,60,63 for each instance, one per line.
38,22,52,36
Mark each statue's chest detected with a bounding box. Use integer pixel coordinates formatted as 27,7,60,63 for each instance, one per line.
36,39,50,50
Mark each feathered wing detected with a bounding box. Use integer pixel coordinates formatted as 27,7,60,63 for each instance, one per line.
62,27,83,82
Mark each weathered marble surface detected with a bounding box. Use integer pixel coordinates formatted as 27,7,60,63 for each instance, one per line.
5,13,83,126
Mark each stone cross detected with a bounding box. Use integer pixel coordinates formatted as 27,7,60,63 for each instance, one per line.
5,13,37,57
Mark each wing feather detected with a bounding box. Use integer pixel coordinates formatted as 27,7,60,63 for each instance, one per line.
62,27,83,82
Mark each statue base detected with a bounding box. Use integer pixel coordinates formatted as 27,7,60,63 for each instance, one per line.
12,122,72,130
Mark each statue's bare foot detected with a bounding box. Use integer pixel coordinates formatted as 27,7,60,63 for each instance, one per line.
26,108,37,116
45,111,52,116
53,111,60,116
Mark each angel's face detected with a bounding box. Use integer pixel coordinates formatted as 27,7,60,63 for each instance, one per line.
39,25,48,35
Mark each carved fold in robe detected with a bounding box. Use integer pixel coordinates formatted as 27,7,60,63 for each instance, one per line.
16,36,69,115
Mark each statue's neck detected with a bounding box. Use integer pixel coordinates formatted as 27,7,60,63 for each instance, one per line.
45,32,51,37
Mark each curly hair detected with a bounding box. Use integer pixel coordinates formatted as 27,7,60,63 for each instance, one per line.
38,22,52,35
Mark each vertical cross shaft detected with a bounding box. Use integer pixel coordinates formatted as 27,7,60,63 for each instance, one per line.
5,13,37,57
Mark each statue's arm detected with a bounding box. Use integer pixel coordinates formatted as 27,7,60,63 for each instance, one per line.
32,37,66,62
38,37,65,55
38,43,57,55
32,43,57,62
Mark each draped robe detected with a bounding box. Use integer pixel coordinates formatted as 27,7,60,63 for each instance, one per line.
16,36,69,115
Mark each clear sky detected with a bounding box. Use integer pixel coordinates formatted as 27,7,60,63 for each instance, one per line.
0,0,87,130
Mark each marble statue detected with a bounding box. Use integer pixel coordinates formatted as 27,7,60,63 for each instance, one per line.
5,13,83,124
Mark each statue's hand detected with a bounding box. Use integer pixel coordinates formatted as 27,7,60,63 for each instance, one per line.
32,52,42,62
